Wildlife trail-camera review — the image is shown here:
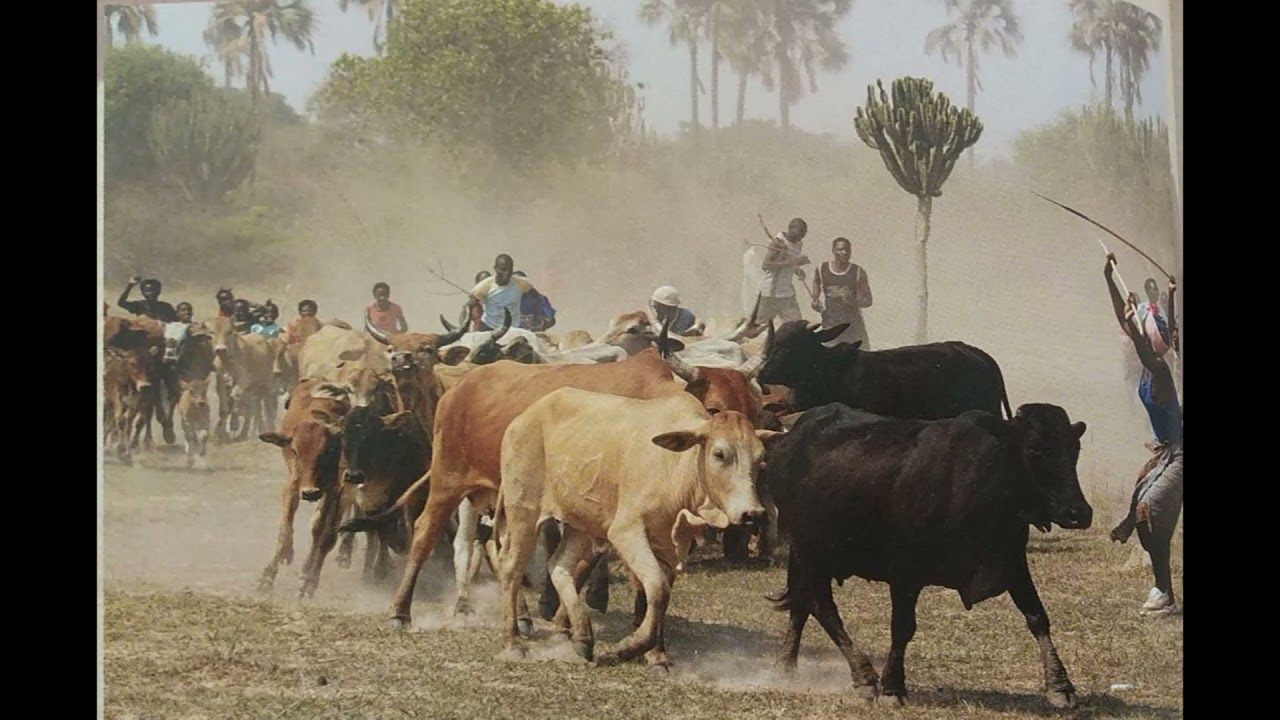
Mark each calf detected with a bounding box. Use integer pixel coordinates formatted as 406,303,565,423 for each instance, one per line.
766,402,1092,708
756,320,1013,420
257,379,353,597
494,387,777,667
176,377,212,469
103,346,158,465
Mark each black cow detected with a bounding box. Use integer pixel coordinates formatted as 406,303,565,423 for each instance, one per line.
756,321,1013,421
339,402,431,583
765,402,1092,709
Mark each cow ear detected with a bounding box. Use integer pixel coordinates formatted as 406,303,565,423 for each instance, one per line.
259,432,290,447
755,429,786,445
671,508,708,572
652,431,704,453
813,324,850,344
1071,421,1087,439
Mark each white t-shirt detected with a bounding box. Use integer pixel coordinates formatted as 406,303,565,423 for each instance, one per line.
758,232,806,298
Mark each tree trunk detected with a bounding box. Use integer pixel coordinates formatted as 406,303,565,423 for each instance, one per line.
736,71,748,136
914,195,932,344
689,41,699,142
1104,42,1114,109
711,32,720,139
965,32,977,169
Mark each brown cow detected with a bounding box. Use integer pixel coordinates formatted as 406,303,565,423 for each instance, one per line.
103,345,158,465
366,317,770,629
257,378,354,597
176,377,212,469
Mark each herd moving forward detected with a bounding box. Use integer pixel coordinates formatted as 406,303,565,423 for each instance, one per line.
106,287,1104,709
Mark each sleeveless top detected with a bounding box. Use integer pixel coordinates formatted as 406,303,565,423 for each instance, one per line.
1138,364,1182,446
758,233,804,299
820,262,861,319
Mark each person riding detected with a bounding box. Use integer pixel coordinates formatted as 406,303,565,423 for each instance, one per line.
1104,254,1182,617
366,282,408,335
810,236,873,347
117,276,178,323
251,301,285,339
757,217,811,325
231,299,256,335
468,254,537,332
286,299,323,346
649,286,703,336
513,270,557,332
215,289,236,318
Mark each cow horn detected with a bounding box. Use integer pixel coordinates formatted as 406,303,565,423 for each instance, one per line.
490,308,512,342
659,317,700,384
766,320,776,353
727,293,764,342
738,349,766,380
440,315,457,333
365,317,392,345
806,321,823,332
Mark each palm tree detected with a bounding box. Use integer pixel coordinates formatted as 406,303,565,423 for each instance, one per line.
768,0,853,133
924,0,1022,167
720,1,777,133
337,0,398,55
640,0,707,140
1069,0,1160,117
204,1,317,112
105,4,159,48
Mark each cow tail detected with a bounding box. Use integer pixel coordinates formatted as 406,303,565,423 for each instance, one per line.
971,345,1014,421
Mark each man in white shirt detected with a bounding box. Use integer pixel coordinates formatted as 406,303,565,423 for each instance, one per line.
757,217,811,324
468,253,536,331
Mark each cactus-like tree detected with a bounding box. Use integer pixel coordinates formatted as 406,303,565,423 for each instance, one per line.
854,77,982,344
148,89,263,206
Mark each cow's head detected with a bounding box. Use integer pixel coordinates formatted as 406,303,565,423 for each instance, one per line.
333,364,395,409
162,321,211,366
366,316,466,376
463,308,517,365
602,311,684,356
179,377,211,410
658,320,765,424
260,385,350,502
1003,404,1093,532
651,409,781,528
208,315,239,368
113,346,155,391
756,320,853,388
341,407,416,485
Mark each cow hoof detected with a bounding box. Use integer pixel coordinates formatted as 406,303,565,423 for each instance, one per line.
517,618,534,637
853,684,880,703
281,549,294,566
1046,690,1076,709
256,577,274,594
453,597,474,616
163,427,176,445
647,662,671,676
572,640,594,662
388,616,411,631
336,555,352,570
497,645,528,662
876,693,904,706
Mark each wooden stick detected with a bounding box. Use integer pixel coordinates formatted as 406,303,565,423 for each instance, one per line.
756,214,817,301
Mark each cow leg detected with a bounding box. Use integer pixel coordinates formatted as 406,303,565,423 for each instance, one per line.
583,549,610,614
388,476,460,628
452,498,481,616
298,489,344,599
362,526,380,582
496,509,542,658
547,526,596,661
258,476,300,593
373,528,393,583
215,375,234,444
1006,554,1077,709
760,497,783,565
598,529,669,667
878,583,923,704
160,368,179,445
537,521,563,621
113,400,133,465
342,506,363,571
776,553,811,673
811,578,880,700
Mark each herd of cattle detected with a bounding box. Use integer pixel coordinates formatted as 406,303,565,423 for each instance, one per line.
102,293,1097,708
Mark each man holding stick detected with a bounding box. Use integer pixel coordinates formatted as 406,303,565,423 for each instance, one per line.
756,217,811,325
1104,253,1183,618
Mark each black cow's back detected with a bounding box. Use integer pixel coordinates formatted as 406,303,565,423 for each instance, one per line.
767,403,1024,589
834,341,1010,421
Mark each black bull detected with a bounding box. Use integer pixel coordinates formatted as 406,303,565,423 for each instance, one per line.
766,402,1093,709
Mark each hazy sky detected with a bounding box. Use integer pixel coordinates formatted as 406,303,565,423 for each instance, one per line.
142,0,1169,160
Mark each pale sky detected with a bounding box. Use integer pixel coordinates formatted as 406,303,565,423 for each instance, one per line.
140,0,1169,160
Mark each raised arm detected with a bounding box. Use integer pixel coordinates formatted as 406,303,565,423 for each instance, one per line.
1103,255,1129,331
1166,277,1178,352
857,266,872,308
117,276,139,310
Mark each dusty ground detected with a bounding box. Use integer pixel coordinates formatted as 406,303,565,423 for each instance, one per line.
102,419,1182,720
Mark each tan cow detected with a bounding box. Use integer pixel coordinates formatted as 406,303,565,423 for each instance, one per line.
257,378,354,597
493,388,775,667
176,377,212,469
559,330,594,351
297,323,390,380
103,345,158,465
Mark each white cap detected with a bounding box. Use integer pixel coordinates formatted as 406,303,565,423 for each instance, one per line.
651,286,680,307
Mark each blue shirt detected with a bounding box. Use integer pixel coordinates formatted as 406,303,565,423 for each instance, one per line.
251,322,284,339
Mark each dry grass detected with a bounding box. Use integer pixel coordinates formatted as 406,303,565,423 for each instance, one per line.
103,438,1182,720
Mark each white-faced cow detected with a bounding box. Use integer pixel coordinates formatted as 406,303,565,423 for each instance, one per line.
765,402,1092,708
493,388,777,667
